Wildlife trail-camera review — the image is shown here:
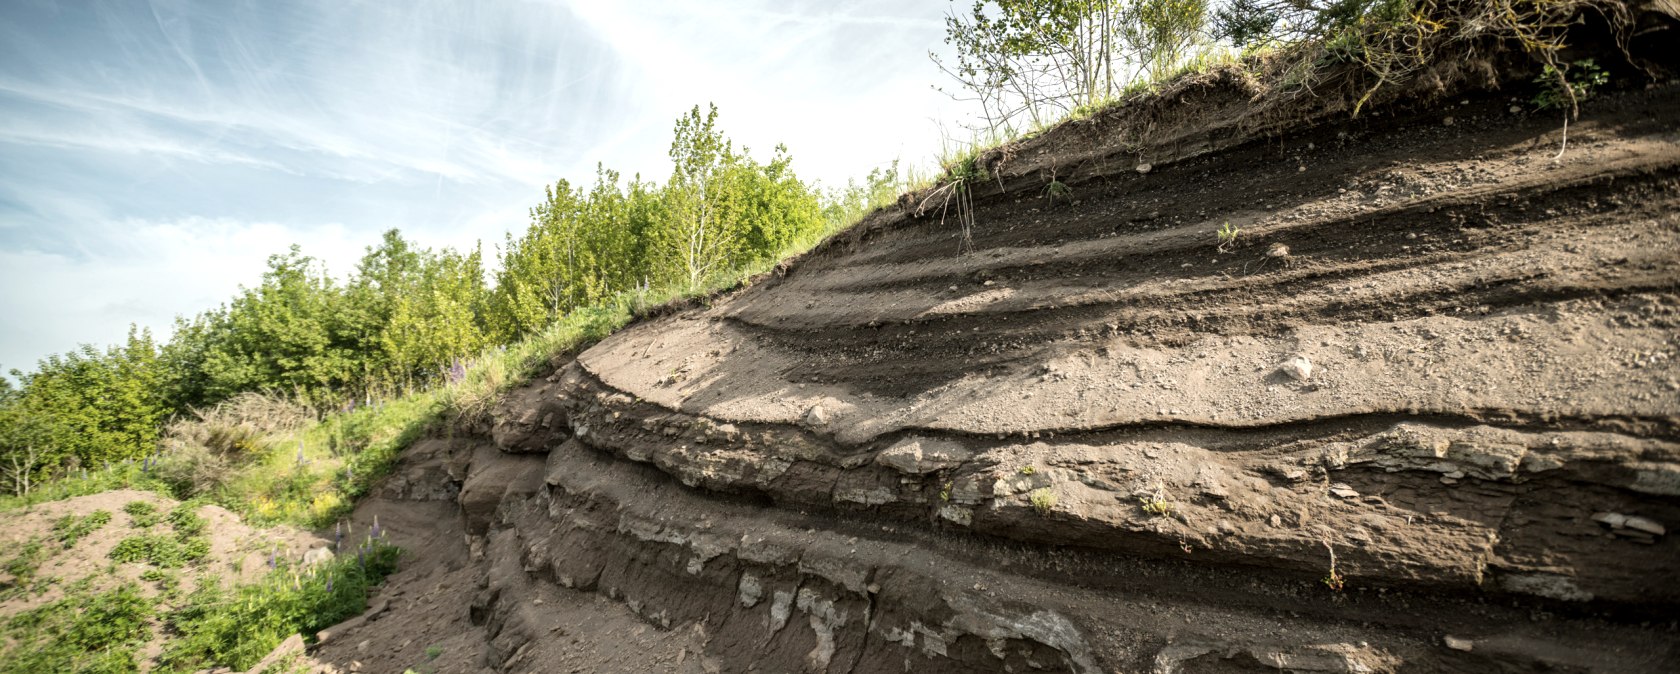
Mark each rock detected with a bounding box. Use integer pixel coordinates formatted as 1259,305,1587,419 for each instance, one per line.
246,633,306,674
1443,635,1474,652
875,437,973,475
301,547,335,567
803,404,829,428
1329,484,1360,499
1136,163,1153,174
1591,512,1628,528
1267,242,1290,258
1280,356,1314,381
1443,116,1455,126
1622,516,1665,536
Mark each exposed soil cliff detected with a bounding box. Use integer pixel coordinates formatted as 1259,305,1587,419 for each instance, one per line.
302,28,1680,674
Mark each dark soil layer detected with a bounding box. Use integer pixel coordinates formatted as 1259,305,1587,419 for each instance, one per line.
304,60,1679,674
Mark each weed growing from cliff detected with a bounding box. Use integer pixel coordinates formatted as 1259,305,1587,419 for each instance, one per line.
1216,220,1241,253
1321,540,1346,592
1029,487,1057,514
939,481,953,502
1018,465,1037,476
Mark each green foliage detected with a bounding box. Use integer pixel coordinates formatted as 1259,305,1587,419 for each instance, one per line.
935,0,1214,133
2,327,166,491
0,581,155,674
53,509,112,547
159,539,401,672
1533,58,1608,112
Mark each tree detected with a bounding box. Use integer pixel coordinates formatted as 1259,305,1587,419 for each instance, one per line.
655,104,742,289
933,0,1212,133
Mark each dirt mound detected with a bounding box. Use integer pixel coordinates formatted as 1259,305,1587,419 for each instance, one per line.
0,490,327,670
293,36,1678,674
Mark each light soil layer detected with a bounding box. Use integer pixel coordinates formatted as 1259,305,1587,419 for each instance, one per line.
306,83,1678,673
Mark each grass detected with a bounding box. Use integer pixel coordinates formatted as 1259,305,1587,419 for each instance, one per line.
157,537,400,672
1,579,154,674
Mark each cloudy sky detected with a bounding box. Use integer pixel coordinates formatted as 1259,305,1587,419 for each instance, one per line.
0,0,966,375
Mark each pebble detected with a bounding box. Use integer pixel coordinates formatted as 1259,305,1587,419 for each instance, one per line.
1443,635,1474,652
1443,116,1455,126
1136,163,1153,174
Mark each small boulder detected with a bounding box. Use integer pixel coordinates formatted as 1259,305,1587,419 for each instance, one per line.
1591,512,1628,528
1279,356,1314,381
1623,516,1666,536
301,547,335,568
875,437,973,475
1443,635,1474,652
803,404,829,428
1136,163,1153,174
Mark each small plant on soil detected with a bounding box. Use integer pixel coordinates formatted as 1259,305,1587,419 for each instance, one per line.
1140,497,1177,517
939,482,953,502
51,509,112,548
124,500,161,528
1018,466,1036,475
1029,487,1057,514
425,644,444,659
1043,178,1071,206
1216,220,1241,253
1139,483,1177,518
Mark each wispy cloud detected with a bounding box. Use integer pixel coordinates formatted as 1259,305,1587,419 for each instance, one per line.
0,0,966,374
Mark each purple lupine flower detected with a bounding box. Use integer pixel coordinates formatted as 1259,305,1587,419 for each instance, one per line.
268,548,278,569
326,576,334,593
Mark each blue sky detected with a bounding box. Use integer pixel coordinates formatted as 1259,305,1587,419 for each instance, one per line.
0,0,962,375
